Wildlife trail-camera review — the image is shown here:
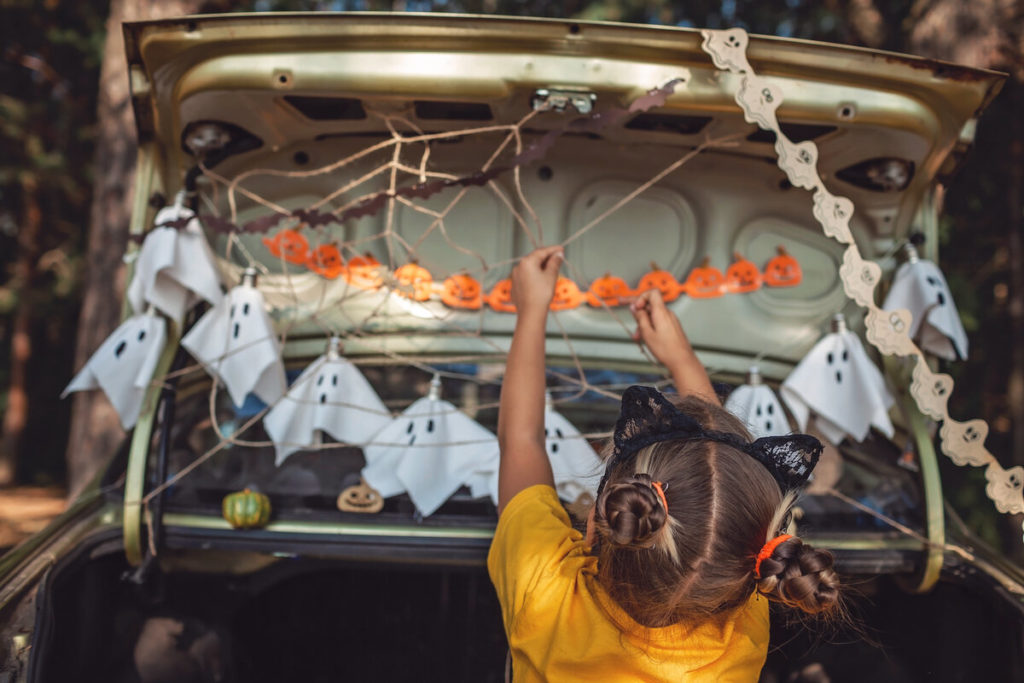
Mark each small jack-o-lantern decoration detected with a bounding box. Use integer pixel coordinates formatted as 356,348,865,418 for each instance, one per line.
684,257,725,299
344,253,384,290
724,252,763,293
635,262,683,303
222,489,271,529
586,273,633,308
486,279,516,312
441,273,483,310
306,244,345,279
337,478,384,514
263,228,310,265
550,277,586,311
762,246,802,287
394,261,433,301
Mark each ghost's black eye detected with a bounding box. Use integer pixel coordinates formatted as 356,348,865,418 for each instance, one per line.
230,305,236,317
842,350,849,362
332,374,338,386
317,376,324,386
406,421,414,433
756,406,762,416
138,330,146,341
243,303,250,315
555,428,564,439
826,352,834,365
114,341,127,358
427,419,435,433
767,404,774,415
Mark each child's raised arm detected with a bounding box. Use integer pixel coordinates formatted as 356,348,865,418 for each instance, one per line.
496,246,564,514
630,289,719,405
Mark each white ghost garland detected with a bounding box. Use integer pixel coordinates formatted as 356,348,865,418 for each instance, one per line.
126,193,223,325
181,268,286,408
544,394,603,503
883,243,968,361
725,366,791,439
781,314,894,445
361,376,499,517
263,337,393,466
62,309,167,429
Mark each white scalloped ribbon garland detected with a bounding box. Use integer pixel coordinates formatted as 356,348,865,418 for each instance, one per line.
699,28,1024,539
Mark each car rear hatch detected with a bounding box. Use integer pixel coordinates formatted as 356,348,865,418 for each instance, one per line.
119,12,1006,584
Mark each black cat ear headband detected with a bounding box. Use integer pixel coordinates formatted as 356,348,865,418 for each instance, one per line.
596,385,823,497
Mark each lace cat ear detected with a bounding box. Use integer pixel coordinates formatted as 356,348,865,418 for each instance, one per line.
612,386,702,462
747,434,822,490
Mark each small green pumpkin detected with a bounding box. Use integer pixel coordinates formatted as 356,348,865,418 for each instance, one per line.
222,489,271,529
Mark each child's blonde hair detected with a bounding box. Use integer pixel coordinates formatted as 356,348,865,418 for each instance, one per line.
592,394,840,628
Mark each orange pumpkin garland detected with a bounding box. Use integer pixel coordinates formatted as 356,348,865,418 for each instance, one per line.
441,273,484,309
550,277,586,311
344,253,385,290
762,246,803,287
586,273,634,307
306,244,345,279
394,261,433,301
263,228,310,265
724,252,763,293
684,257,726,299
486,279,516,312
635,262,684,302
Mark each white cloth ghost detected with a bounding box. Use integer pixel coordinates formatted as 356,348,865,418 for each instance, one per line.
361,377,499,517
725,367,791,439
545,397,603,502
126,198,223,325
781,316,894,445
181,273,286,408
883,249,968,360
62,310,167,429
264,340,393,466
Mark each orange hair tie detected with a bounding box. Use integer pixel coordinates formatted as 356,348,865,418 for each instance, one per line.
754,534,792,579
651,481,669,513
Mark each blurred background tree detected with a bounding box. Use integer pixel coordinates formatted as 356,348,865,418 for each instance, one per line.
1,0,1021,548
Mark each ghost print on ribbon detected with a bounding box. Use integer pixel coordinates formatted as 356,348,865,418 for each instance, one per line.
361,376,499,517
725,367,791,439
883,243,968,361
181,268,286,408
781,314,894,445
263,337,393,466
126,194,223,325
545,394,603,503
62,309,167,429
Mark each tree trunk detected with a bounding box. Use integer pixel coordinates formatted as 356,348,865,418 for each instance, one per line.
0,175,42,487
66,0,205,500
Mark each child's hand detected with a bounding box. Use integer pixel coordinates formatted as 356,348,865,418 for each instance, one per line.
629,289,696,372
511,245,564,317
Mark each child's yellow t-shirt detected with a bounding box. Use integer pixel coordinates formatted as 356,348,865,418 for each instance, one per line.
487,484,769,682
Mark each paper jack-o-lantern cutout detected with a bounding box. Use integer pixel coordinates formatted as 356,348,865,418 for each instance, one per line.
635,263,684,303
486,279,516,312
394,261,434,301
550,277,586,311
882,244,968,361
724,366,790,438
263,228,310,265
361,376,499,517
586,273,633,308
306,244,345,279
762,246,802,287
181,269,287,408
62,309,167,429
126,197,224,325
724,253,763,294
780,314,894,445
545,394,603,501
263,337,393,466
441,273,483,310
337,478,385,514
684,257,725,299
344,253,385,290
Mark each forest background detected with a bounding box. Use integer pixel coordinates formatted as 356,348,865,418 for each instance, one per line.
1,0,1022,553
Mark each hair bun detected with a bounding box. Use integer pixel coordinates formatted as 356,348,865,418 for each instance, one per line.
755,537,840,614
595,474,668,548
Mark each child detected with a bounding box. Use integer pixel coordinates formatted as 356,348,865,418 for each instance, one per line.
489,246,840,681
